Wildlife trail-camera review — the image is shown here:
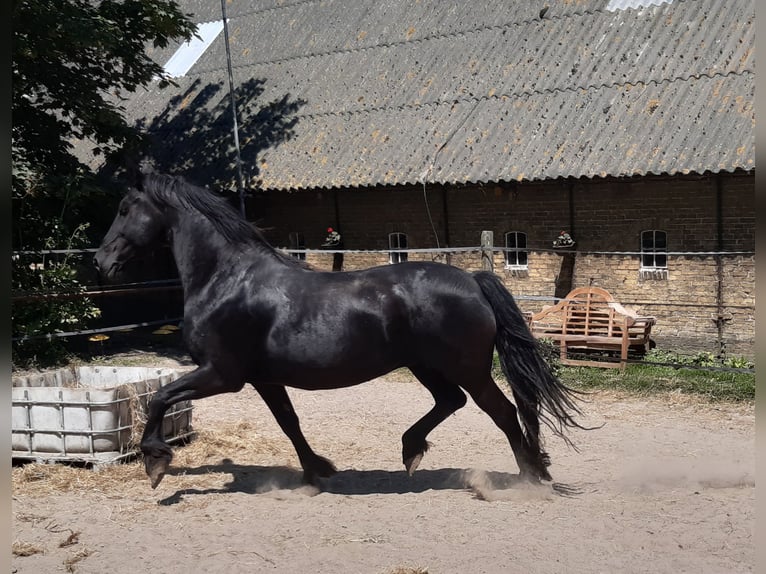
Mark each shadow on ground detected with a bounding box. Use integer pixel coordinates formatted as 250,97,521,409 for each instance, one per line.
159,460,579,505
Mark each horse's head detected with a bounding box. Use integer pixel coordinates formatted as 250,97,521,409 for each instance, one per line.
94,185,167,281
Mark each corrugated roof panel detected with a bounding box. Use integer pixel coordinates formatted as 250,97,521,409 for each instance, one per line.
90,0,753,189
436,73,755,183
178,0,751,118
250,70,753,189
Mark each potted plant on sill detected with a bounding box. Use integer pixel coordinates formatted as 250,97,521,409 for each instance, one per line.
552,230,575,250
321,227,342,249
320,227,344,271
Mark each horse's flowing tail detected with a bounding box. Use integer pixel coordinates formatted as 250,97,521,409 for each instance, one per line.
473,271,585,453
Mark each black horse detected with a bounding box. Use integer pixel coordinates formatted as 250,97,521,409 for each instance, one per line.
94,172,585,490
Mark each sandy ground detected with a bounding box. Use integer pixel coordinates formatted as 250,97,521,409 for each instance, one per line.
12,357,755,574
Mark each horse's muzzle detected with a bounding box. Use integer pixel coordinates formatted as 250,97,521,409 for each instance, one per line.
93,242,127,282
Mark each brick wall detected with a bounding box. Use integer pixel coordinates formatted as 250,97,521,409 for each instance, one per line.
250,171,755,358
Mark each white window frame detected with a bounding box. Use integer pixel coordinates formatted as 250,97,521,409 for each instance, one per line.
504,231,528,270
388,232,408,264
640,229,668,279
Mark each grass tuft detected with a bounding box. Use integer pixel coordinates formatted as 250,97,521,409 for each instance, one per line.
560,364,754,402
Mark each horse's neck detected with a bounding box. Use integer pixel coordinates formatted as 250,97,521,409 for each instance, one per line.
169,211,277,296
170,214,240,293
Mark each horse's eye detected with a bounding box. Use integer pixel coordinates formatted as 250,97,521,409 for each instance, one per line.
119,206,129,216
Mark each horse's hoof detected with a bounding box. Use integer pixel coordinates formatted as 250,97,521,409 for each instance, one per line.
303,469,333,487
145,454,171,489
302,455,337,486
302,472,321,487
313,455,338,478
520,468,553,485
404,453,423,476
518,467,541,484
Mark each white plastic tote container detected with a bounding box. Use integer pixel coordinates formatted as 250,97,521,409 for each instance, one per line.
12,366,193,464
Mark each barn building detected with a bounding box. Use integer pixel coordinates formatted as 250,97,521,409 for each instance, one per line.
91,0,755,357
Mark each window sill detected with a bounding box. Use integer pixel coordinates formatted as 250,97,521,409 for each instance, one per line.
504,265,529,278
639,268,668,280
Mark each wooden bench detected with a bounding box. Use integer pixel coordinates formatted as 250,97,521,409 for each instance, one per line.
529,287,656,369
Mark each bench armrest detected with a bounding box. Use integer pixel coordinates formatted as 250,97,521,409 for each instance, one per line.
608,302,655,326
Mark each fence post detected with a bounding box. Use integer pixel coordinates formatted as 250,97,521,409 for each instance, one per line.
481,230,494,272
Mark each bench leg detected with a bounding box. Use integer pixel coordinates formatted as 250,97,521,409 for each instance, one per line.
620,337,628,370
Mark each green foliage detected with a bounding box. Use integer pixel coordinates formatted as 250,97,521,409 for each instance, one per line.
12,223,102,368
13,0,196,175
12,1,196,366
536,337,563,378
12,0,198,246
644,348,754,370
11,171,116,367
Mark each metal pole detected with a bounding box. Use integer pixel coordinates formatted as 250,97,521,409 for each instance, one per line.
714,174,727,357
220,0,246,216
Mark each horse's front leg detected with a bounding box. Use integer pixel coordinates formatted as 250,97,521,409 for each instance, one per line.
142,364,242,488
252,383,337,486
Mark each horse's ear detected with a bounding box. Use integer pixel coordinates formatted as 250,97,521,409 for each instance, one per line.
122,154,143,188
138,158,155,176
124,157,160,192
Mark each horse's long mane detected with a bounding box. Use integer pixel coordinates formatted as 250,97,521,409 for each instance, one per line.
139,172,307,267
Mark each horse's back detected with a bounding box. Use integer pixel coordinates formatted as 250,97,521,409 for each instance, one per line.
355,260,498,355
354,260,480,291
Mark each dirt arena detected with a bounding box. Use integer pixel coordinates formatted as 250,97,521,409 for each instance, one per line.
12,361,754,573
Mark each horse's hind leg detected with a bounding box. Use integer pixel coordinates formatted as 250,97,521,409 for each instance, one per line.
463,376,552,482
402,366,468,475
252,384,337,486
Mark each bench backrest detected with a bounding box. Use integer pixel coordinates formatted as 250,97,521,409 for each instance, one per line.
562,288,625,337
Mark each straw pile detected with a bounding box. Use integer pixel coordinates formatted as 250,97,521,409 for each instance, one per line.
176,420,287,463
12,420,293,496
12,540,44,557
63,548,93,573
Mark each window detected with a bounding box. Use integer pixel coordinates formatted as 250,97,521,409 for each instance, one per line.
504,231,528,269
389,232,408,264
640,230,668,279
288,232,306,261
640,230,667,269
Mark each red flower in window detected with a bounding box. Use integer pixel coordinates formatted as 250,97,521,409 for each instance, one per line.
322,227,341,247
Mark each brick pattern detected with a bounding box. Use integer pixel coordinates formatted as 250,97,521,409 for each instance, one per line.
252,172,755,358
